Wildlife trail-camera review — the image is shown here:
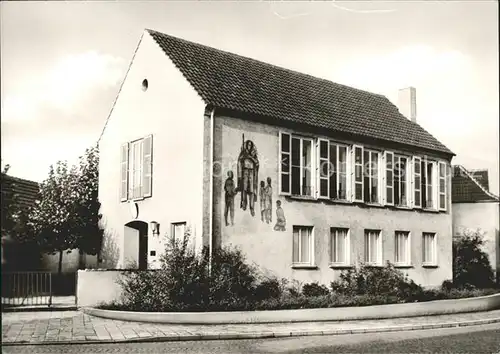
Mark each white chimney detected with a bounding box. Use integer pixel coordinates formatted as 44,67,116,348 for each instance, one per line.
397,87,417,123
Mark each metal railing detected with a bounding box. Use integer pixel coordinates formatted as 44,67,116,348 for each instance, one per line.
1,272,53,307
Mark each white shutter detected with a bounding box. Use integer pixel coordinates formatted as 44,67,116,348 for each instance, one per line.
279,132,291,195
384,151,394,205
413,156,422,208
120,143,129,201
352,145,364,202
142,134,153,198
318,139,330,199
438,161,447,211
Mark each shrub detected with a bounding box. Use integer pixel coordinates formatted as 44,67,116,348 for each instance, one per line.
330,262,423,301
302,282,330,297
453,230,495,289
254,277,283,301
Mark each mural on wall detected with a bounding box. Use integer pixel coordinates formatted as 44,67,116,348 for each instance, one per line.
273,200,286,231
237,134,259,217
224,170,237,226
259,177,273,224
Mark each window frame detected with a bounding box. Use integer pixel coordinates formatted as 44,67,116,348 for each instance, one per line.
394,231,411,266
384,151,394,206
394,154,410,207
290,135,315,197
422,160,438,210
413,156,422,208
292,226,315,265
330,228,350,266
120,135,153,202
363,149,381,204
422,232,437,266
318,139,330,199
279,132,292,196
171,222,187,243
328,142,350,201
364,229,382,266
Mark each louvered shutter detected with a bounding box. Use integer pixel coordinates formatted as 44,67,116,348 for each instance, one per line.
142,134,153,198
120,143,129,201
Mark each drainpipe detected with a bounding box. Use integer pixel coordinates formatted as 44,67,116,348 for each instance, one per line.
208,107,215,273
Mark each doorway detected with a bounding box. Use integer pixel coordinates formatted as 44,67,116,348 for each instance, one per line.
124,220,148,270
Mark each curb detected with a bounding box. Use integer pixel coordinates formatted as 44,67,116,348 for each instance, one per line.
3,317,500,346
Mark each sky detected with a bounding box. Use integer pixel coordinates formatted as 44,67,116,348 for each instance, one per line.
1,1,498,194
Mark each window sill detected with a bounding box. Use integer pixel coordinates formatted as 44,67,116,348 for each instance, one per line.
422,264,439,268
291,264,318,270
329,263,353,269
364,202,384,208
394,264,414,269
422,208,440,213
287,195,316,201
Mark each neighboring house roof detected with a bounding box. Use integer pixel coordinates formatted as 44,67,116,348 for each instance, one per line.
469,169,489,191
1,175,40,211
452,165,499,203
147,29,454,157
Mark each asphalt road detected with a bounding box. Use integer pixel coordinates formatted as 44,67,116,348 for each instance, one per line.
3,323,500,354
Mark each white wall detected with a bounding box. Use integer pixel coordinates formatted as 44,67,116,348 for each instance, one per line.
98,30,206,268
453,202,500,277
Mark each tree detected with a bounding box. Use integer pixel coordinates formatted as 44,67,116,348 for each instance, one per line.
29,146,104,276
453,229,495,288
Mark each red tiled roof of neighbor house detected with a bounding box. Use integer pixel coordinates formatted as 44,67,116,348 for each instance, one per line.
1,175,40,211
452,165,499,203
147,29,454,157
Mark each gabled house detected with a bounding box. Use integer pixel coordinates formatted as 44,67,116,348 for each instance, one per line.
452,165,500,282
98,29,455,287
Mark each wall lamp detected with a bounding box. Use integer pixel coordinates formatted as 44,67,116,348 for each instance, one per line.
150,221,160,236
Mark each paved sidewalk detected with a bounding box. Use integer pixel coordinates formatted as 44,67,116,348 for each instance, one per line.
2,309,500,345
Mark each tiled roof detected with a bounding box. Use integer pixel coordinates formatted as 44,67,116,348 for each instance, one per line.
452,165,498,203
147,29,454,156
1,175,40,211
469,169,489,191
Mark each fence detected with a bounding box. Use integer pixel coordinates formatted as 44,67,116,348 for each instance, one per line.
1,272,53,307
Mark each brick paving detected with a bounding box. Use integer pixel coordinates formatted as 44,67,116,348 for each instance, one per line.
2,309,500,345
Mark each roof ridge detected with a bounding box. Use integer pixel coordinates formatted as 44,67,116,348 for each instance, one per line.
456,165,499,201
146,29,388,100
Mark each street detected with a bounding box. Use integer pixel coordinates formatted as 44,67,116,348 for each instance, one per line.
3,323,500,354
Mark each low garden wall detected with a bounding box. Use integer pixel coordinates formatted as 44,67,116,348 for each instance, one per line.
77,269,123,307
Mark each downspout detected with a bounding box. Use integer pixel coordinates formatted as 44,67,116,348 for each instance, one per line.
208,107,215,272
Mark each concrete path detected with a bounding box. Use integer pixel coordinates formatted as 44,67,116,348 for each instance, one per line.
2,309,500,346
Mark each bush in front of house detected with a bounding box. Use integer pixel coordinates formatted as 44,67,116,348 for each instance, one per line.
330,261,424,301
102,236,498,313
453,230,496,289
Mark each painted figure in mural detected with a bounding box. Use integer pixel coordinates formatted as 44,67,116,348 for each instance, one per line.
259,181,266,222
273,200,286,231
264,177,273,224
237,135,259,217
224,170,237,226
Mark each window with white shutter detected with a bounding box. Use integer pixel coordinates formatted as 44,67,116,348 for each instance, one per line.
120,135,153,202
330,228,349,265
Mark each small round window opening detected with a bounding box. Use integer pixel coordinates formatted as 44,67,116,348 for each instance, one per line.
141,79,149,91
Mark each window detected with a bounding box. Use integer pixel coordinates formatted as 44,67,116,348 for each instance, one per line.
394,231,410,265
385,152,394,205
438,162,447,210
422,160,437,209
413,157,422,208
363,150,380,203
422,232,437,265
330,228,349,264
171,222,187,242
329,143,349,200
364,230,382,265
394,155,409,207
293,226,314,264
291,137,314,197
353,145,364,201
120,135,153,201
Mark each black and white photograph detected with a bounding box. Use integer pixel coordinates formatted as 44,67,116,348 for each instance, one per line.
1,1,499,353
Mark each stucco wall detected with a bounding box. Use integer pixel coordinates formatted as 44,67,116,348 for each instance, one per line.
453,202,500,277
213,114,453,287
98,30,206,268
77,270,123,307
